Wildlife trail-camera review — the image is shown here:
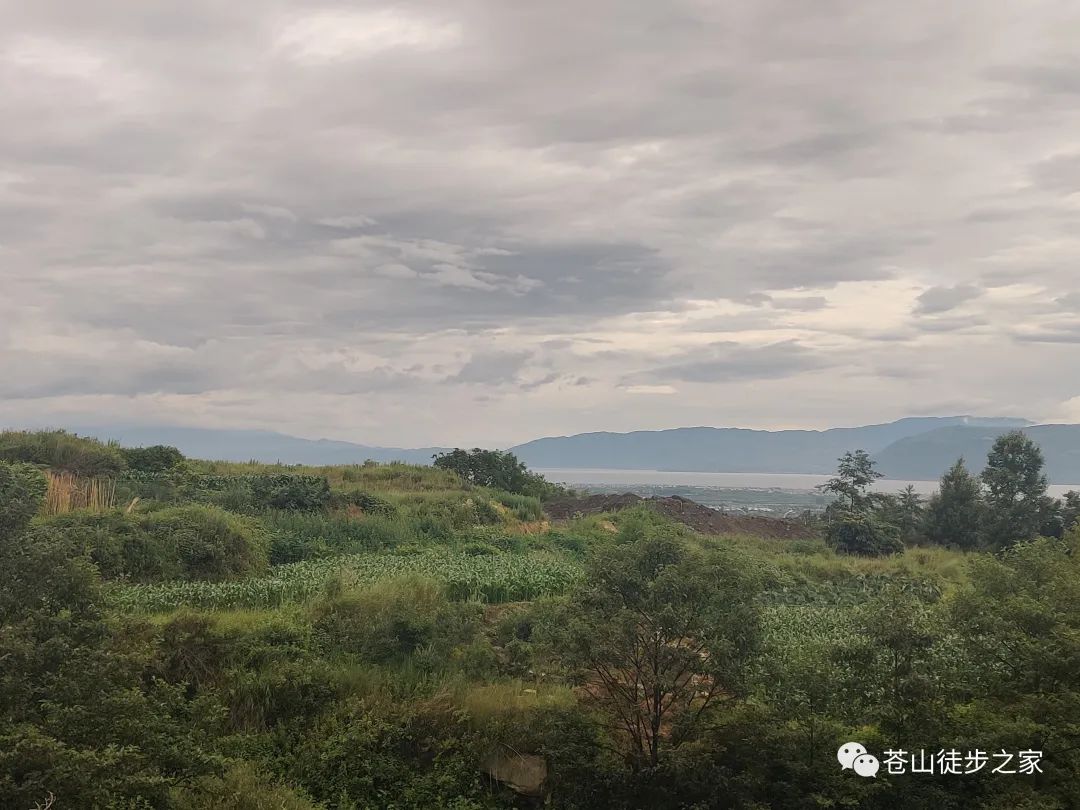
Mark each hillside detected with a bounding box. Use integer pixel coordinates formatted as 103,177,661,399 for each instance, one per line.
508,416,1032,475
72,425,448,466
873,423,1080,482
3,429,1080,807
48,416,1080,482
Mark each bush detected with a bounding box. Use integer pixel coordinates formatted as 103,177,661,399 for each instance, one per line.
0,462,48,541
264,511,414,564
0,430,127,477
171,762,321,810
331,489,398,516
40,505,268,581
433,448,564,498
116,469,192,504
121,444,187,473
490,490,544,521
250,474,331,512
826,511,904,556
311,576,480,665
140,505,269,580
280,698,490,808
191,474,332,513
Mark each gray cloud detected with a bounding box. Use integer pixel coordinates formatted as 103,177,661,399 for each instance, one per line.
3,0,1080,443
914,285,983,315
450,351,533,385
1057,292,1080,312
630,341,830,384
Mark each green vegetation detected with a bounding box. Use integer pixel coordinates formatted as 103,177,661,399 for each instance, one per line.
821,431,1079,555
0,428,127,476
108,549,582,612
433,447,566,498
3,429,1080,808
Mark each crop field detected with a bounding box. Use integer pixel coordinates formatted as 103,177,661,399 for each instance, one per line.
108,549,584,613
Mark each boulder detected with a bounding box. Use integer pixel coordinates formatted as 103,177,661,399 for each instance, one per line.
481,749,548,798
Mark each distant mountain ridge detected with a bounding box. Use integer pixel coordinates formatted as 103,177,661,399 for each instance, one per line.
39,416,1080,484
71,426,448,467
872,424,1080,482
508,417,1035,475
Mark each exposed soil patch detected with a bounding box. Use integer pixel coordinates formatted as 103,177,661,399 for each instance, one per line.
544,493,816,540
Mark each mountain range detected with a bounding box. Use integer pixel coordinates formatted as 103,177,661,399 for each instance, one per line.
59,416,1080,484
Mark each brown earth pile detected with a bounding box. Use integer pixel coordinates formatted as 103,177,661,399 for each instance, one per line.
543,493,815,540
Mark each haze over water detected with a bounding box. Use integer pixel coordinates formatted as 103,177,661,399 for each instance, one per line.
536,468,1080,497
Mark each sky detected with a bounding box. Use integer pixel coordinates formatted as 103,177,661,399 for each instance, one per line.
3,0,1080,447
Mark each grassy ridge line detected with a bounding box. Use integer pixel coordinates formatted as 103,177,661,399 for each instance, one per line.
107,549,583,613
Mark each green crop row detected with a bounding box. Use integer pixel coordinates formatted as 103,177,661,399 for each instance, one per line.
107,549,584,613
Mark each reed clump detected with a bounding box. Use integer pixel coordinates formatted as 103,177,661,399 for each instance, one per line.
44,471,117,515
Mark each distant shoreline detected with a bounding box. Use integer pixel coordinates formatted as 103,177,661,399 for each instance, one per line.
535,467,1080,496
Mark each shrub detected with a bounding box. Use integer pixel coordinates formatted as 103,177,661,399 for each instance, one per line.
139,505,269,581
0,430,127,477
0,462,48,541
121,445,187,473
331,489,398,516
826,511,904,556
433,448,564,498
191,474,331,513
250,474,331,512
280,698,489,808
264,511,414,564
171,762,320,810
41,505,268,581
36,510,144,580
488,489,544,522
115,469,192,504
311,576,480,664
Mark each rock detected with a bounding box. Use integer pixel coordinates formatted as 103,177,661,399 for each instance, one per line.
481,750,548,798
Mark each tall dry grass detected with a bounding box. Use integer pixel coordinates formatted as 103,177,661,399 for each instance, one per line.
44,471,117,515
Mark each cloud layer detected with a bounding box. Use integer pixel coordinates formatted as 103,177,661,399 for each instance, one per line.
3,0,1080,445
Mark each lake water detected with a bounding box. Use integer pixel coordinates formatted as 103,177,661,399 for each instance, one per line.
535,468,1080,497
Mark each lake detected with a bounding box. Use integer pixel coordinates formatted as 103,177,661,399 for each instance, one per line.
535,468,1080,498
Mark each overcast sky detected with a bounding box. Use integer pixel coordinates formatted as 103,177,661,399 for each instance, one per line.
3,1,1080,447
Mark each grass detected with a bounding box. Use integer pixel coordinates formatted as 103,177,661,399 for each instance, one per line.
189,460,464,492
108,549,584,613
264,511,418,563
43,471,118,515
718,531,973,600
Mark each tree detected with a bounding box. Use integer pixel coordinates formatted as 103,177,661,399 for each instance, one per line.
432,448,560,497
1064,491,1080,535
897,485,925,541
981,431,1049,549
558,530,760,770
924,458,984,549
0,462,47,543
820,450,882,512
946,530,1080,803
826,510,903,556
875,485,925,543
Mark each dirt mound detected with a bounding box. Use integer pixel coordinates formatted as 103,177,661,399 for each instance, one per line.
544,493,815,540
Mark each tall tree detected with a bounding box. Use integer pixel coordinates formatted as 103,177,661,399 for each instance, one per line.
820,450,882,512
896,484,925,542
1064,491,1080,535
924,458,984,549
558,531,760,770
981,431,1049,548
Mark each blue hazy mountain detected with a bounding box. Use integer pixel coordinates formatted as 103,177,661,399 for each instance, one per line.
872,423,1080,482
73,425,447,466
61,415,1080,483
508,416,1034,475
